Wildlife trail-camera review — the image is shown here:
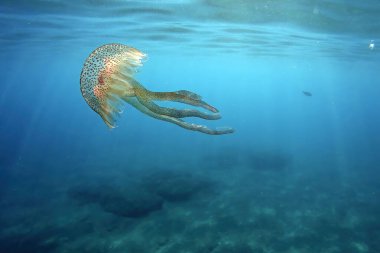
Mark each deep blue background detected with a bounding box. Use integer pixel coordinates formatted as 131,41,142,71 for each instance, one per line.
1,48,379,174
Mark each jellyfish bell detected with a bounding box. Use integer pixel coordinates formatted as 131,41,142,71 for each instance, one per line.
80,43,234,135
80,44,145,128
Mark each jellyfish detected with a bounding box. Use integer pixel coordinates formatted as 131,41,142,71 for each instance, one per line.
80,43,234,135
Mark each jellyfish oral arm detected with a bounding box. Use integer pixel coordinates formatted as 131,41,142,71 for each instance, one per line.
124,96,234,135
132,87,220,120
126,84,234,134
147,90,219,113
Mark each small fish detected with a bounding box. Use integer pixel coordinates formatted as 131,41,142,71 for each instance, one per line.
302,91,312,96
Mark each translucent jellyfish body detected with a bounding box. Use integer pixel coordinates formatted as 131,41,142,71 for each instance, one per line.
80,44,234,135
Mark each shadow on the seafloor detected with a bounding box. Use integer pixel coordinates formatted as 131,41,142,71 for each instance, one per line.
141,170,214,202
67,169,215,218
68,183,164,218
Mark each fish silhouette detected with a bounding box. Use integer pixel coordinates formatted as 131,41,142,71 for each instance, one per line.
302,91,312,96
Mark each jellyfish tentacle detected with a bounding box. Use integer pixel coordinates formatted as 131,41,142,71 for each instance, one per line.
123,97,234,135
146,90,219,113
132,88,220,120
130,80,221,119
137,96,221,120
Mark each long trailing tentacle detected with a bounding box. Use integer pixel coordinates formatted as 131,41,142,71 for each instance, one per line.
120,76,220,118
123,97,234,135
133,88,221,120
137,97,221,120
147,90,219,113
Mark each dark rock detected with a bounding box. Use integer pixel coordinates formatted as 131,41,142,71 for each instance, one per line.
99,186,163,218
142,170,211,202
67,184,163,218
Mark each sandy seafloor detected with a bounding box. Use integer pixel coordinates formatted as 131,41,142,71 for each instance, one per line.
1,148,379,253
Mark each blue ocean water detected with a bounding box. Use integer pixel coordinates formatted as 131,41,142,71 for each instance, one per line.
1,0,380,252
